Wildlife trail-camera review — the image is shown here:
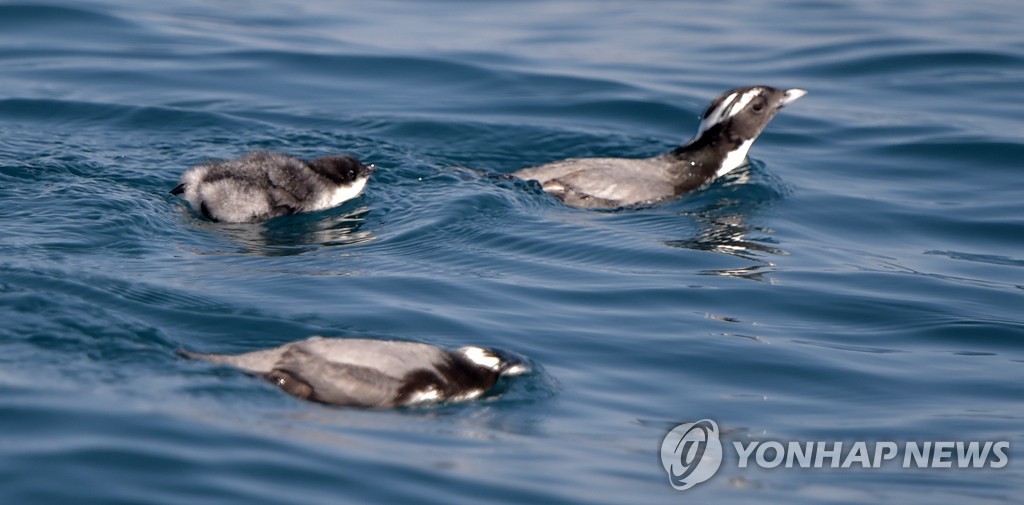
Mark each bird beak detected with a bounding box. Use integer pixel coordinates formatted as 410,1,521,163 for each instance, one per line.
780,88,807,107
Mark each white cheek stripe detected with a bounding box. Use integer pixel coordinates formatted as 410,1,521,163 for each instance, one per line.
727,89,761,118
699,89,765,136
709,92,736,120
698,92,736,136
460,347,501,371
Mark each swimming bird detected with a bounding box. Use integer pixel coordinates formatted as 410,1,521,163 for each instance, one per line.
170,152,374,223
178,336,529,408
512,85,806,209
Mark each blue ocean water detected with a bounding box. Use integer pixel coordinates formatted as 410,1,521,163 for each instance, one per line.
1,0,1022,503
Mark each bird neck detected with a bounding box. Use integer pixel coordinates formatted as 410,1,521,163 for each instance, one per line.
667,122,753,186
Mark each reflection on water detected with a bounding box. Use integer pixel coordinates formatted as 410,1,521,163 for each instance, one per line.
666,211,786,259
664,185,786,283
700,264,778,284
193,205,374,256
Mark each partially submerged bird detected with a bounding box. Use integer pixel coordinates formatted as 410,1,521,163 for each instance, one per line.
171,152,374,223
178,336,530,408
513,85,806,209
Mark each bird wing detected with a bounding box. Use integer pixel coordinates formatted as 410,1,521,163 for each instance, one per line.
536,158,677,208
270,345,405,407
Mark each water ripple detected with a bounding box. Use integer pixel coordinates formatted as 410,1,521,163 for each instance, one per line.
2,1,1024,504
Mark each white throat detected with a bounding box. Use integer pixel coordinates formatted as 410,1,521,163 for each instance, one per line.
317,175,369,211
716,138,755,179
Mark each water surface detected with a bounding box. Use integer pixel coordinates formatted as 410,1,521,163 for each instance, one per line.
1,1,1022,503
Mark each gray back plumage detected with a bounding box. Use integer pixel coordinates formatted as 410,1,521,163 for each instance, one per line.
268,345,413,407
173,152,372,223
179,337,514,408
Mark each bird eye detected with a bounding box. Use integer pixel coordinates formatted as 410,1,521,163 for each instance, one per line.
752,101,765,112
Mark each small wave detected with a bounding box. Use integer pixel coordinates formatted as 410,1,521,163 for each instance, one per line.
0,98,254,132
782,44,1024,78
0,4,134,29
924,250,1024,268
